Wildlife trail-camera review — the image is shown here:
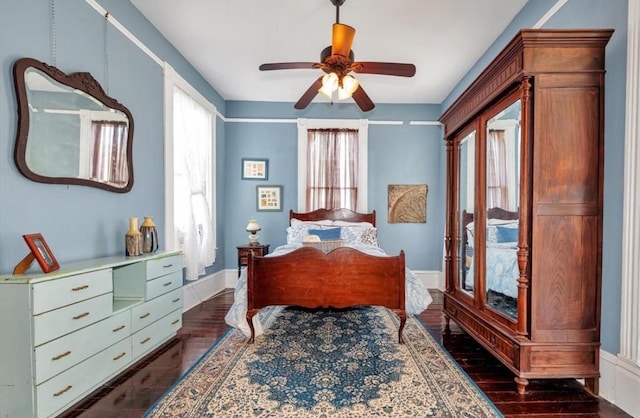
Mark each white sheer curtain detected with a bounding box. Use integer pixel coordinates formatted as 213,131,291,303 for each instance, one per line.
90,121,128,186
173,87,215,280
306,128,358,211
487,129,508,209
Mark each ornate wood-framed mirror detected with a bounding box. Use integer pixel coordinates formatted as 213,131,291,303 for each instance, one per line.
13,57,134,193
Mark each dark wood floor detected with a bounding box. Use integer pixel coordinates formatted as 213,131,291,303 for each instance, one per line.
62,289,632,418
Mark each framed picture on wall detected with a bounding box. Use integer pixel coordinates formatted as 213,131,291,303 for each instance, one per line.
242,158,269,180
256,185,283,211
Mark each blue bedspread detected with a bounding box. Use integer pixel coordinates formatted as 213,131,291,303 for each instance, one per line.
225,243,433,337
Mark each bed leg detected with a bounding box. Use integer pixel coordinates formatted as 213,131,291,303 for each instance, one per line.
397,310,406,344
246,310,256,343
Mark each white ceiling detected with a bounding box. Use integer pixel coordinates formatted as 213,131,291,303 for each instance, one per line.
130,0,528,106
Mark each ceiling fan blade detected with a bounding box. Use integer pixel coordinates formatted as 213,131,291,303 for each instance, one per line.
352,85,375,112
294,76,324,109
332,23,355,57
259,62,318,71
351,62,416,77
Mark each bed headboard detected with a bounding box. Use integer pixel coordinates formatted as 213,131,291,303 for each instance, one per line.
289,208,376,227
462,207,519,233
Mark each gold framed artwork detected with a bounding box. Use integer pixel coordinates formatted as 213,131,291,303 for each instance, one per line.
388,184,428,223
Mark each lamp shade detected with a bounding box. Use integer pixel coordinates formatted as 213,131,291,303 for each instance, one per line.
246,219,261,245
246,219,261,233
338,75,359,100
319,72,339,98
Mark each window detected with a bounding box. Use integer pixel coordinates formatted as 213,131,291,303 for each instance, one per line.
78,111,129,187
164,64,216,281
486,129,508,209
306,128,358,210
297,119,368,212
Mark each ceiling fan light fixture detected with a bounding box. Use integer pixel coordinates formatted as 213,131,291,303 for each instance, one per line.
337,75,358,100
342,74,359,92
319,72,339,98
337,86,351,100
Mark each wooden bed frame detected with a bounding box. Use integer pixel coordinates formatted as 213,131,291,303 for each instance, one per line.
246,208,406,343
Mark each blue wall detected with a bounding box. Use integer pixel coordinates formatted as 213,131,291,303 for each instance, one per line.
223,101,445,271
0,0,630,356
0,0,227,273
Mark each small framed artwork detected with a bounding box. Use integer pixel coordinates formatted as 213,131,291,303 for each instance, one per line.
242,158,269,180
23,233,60,273
256,185,283,211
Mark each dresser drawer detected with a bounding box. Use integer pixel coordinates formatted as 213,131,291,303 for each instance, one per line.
34,293,113,346
146,254,182,280
132,308,181,360
36,338,131,418
146,270,182,300
34,310,131,385
32,269,112,315
131,288,182,333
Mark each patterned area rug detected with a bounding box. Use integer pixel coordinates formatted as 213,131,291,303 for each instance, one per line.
144,306,503,417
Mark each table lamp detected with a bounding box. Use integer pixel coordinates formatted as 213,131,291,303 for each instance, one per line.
246,219,261,245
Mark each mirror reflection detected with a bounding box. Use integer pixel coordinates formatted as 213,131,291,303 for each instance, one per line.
458,130,476,296
13,58,134,192
484,99,521,320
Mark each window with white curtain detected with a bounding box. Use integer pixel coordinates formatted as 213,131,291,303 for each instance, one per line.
163,64,216,281
306,128,358,211
297,119,368,212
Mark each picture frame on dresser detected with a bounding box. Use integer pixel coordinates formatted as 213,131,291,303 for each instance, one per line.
13,233,59,274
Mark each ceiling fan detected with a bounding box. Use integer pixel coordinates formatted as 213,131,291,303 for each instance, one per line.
258,0,416,112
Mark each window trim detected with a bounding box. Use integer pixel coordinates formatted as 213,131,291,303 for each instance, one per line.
163,63,217,260
297,118,368,212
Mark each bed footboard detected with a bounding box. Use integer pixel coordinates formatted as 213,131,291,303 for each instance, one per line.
246,246,406,343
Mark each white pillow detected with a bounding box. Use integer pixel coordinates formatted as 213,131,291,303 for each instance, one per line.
332,220,374,228
488,218,518,226
290,218,335,227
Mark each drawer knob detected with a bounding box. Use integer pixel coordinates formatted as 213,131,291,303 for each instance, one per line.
112,352,127,361
140,337,151,345
52,350,72,361
53,385,73,397
139,313,151,319
112,325,126,333
163,264,173,268
71,285,89,291
172,298,180,303
163,281,173,287
171,319,180,325
73,312,90,320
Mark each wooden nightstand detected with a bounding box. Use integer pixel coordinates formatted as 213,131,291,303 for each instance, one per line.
237,244,270,276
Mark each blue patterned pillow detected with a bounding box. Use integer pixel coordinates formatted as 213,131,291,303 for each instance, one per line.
496,225,518,243
308,227,341,241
